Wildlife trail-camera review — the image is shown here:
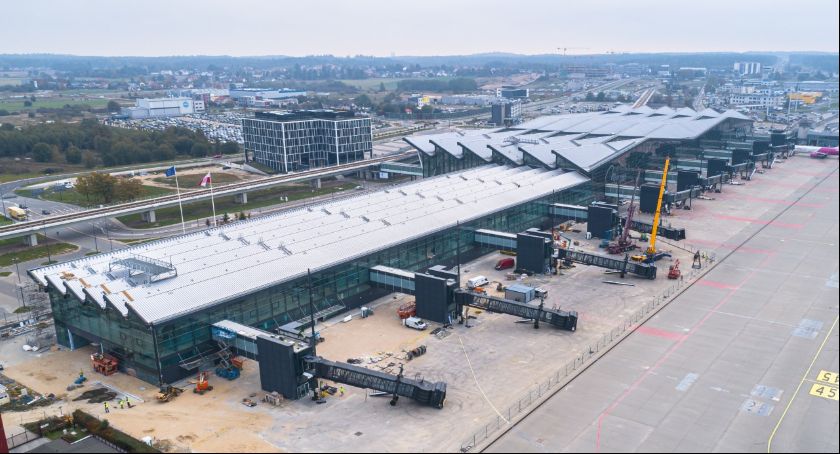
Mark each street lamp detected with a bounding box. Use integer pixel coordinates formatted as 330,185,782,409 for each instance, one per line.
12,257,25,308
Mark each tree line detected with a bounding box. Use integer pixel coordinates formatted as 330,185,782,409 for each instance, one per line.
0,119,240,167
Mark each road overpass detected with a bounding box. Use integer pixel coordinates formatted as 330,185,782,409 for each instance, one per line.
0,151,418,243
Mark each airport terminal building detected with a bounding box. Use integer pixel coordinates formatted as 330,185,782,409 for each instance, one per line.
31,165,592,385
242,110,372,173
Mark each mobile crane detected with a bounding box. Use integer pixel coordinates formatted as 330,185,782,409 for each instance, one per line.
641,156,672,263
608,171,641,254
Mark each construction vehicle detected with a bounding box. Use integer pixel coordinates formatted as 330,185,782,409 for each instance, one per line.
608,171,641,255
668,259,681,280
194,371,213,394
90,353,119,376
156,386,184,403
644,156,673,263
396,301,416,319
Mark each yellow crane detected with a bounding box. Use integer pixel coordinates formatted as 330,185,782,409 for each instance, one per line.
646,156,670,258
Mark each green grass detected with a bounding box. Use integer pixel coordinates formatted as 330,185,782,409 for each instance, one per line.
0,271,11,277
339,78,406,91
13,306,32,313
0,98,110,111
85,251,101,256
0,216,11,226
152,172,241,188
0,172,43,183
18,185,174,208
118,183,352,229
117,237,159,245
0,242,77,267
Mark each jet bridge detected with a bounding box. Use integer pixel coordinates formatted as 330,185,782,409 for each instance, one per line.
210,320,447,408
453,290,578,331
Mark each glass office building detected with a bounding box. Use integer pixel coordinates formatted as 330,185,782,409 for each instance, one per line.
242,110,372,173
32,166,592,386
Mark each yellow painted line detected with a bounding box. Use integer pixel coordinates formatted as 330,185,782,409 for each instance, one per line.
807,383,839,401
816,370,839,386
767,315,839,453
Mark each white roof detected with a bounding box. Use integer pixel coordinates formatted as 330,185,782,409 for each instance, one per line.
30,165,589,325
404,106,752,173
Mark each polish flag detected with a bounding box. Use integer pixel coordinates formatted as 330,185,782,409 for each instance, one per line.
199,173,212,187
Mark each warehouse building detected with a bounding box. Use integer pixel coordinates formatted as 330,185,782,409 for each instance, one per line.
242,110,372,173
30,165,592,385
122,97,203,119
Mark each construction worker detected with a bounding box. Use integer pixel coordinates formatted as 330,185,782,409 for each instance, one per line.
119,399,124,410
126,397,133,409
339,386,346,397
104,402,109,414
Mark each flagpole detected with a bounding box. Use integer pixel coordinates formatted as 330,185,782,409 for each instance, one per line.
209,173,217,227
174,169,186,235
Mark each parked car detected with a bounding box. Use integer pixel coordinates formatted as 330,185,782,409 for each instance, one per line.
41,209,51,215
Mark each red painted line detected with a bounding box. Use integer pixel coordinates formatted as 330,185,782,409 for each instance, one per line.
714,215,804,229
696,280,739,290
636,326,686,341
731,195,824,209
595,253,775,451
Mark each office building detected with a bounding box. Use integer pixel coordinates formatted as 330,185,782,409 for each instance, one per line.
242,110,372,173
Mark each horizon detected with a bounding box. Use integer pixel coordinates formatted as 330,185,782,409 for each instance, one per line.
1,0,837,57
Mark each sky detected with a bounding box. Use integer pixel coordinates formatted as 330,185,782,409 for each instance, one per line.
1,0,838,57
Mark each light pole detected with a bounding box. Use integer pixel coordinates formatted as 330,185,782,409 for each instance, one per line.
42,221,52,264
13,258,25,308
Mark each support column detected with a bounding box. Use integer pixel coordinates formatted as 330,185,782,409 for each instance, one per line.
141,210,157,223
24,233,39,246
310,178,322,189
234,192,248,204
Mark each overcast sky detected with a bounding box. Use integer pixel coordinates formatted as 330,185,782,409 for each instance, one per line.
1,0,837,56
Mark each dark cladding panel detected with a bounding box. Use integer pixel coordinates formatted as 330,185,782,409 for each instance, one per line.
770,132,786,147
676,170,700,191
639,184,661,214
587,205,616,239
707,158,728,177
752,140,769,154
516,233,549,274
732,149,751,165
257,335,303,400
415,273,449,324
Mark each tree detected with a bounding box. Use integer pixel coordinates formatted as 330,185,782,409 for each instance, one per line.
220,141,239,155
190,141,210,157
585,92,595,101
114,178,143,202
82,151,97,168
23,100,32,107
106,100,121,112
378,82,386,92
354,94,373,108
32,142,53,162
76,172,119,204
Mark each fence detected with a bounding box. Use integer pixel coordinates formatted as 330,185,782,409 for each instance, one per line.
6,430,41,450
460,255,715,452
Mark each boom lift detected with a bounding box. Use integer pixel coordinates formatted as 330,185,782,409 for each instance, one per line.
608,171,641,254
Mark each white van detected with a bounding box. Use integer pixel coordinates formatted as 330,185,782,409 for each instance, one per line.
404,317,428,330
467,275,489,289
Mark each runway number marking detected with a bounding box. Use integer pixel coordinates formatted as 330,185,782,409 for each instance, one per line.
808,383,839,401
816,370,839,385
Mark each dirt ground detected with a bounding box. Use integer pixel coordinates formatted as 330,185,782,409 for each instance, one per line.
136,165,259,191
2,154,834,452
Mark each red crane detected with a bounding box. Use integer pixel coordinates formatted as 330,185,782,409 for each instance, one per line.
608,171,641,255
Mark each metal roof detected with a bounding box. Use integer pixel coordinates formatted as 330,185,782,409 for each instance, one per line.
404,105,752,173
30,165,589,325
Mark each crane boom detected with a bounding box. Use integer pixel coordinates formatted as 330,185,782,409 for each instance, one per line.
646,157,670,256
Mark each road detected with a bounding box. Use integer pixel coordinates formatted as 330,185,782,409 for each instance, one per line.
487,163,839,453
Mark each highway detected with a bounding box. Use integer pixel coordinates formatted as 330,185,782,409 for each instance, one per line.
0,151,417,240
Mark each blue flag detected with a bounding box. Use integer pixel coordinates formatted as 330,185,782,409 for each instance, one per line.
165,166,176,177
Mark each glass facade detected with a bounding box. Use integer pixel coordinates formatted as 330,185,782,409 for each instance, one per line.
242,112,372,173
47,180,594,385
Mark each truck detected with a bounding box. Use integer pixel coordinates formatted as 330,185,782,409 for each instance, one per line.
7,206,26,221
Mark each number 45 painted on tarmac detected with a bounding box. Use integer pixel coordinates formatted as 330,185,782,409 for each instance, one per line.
809,370,839,401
